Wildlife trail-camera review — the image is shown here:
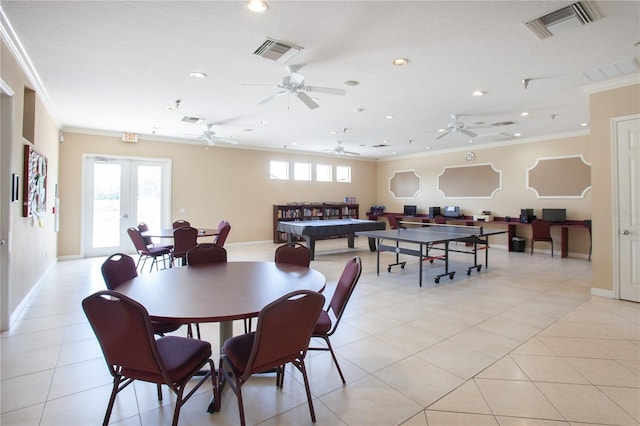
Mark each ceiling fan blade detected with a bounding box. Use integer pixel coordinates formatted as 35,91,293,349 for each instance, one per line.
461,129,478,138
259,91,286,105
343,150,360,156
216,138,239,145
305,86,346,96
435,130,451,140
297,91,319,109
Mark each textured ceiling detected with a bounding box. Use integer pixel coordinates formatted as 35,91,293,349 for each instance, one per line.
1,1,639,159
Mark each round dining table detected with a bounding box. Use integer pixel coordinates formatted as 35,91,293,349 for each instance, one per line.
116,261,326,347
141,227,219,239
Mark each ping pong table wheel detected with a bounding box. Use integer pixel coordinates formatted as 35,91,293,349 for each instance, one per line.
401,263,405,269
477,266,482,272
429,259,434,264
467,269,472,276
387,266,392,272
434,277,440,284
449,274,454,280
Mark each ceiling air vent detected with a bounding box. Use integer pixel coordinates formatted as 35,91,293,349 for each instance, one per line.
523,1,601,40
372,144,388,148
491,121,515,127
253,38,302,62
181,116,204,124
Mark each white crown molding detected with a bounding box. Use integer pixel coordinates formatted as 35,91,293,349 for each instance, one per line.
582,73,640,94
1,6,60,127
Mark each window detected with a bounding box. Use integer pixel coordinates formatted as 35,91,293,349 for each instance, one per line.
270,160,289,180
336,165,351,183
316,164,332,182
293,162,312,181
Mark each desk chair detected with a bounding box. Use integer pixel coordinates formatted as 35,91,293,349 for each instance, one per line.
531,219,553,257
218,290,324,425
83,290,217,426
309,256,362,384
126,227,171,272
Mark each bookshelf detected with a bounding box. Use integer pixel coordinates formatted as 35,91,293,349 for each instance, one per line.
273,202,359,243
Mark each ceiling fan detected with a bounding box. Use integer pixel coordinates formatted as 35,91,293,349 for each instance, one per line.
435,114,479,140
251,65,346,109
329,141,360,156
193,124,239,146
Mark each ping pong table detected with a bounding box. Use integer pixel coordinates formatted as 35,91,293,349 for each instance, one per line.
356,224,506,286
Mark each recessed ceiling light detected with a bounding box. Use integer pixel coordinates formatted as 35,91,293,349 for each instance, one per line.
514,133,522,137
437,128,446,133
384,115,394,119
425,147,431,150
580,122,589,127
344,80,360,86
382,139,389,144
189,72,207,79
392,58,409,66
472,90,485,97
468,140,473,143
260,120,270,124
330,130,338,135
247,0,268,13
521,111,529,116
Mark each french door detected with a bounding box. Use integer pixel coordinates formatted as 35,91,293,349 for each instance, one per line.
84,155,171,257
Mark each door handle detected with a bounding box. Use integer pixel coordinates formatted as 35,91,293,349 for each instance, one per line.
621,229,630,235
121,214,129,219
0,240,5,246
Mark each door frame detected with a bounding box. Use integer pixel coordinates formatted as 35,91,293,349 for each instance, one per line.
610,113,639,300
81,153,172,258
1,78,15,331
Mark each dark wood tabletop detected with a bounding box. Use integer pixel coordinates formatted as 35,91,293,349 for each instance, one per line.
116,261,327,347
141,227,219,238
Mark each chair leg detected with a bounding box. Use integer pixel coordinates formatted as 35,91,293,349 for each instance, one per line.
103,376,123,426
294,359,317,423
157,383,162,402
322,335,346,384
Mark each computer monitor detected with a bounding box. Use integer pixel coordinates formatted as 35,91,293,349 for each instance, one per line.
542,208,567,223
403,205,417,216
429,206,441,218
520,208,534,223
444,206,460,217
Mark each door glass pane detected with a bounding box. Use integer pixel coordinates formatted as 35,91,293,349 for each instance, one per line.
93,163,121,248
137,165,162,231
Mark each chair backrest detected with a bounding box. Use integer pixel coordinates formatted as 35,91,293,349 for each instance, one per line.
82,290,164,378
215,220,231,247
138,222,154,246
173,226,199,255
433,215,447,224
173,220,191,229
327,256,362,328
186,243,227,265
274,243,311,267
387,215,399,230
532,219,552,238
127,227,150,254
244,290,324,374
101,253,138,290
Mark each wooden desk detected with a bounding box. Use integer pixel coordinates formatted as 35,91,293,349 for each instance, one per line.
142,227,219,239
116,261,326,346
372,213,590,258
491,218,589,257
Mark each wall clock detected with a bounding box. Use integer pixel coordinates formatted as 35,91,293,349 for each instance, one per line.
465,152,475,162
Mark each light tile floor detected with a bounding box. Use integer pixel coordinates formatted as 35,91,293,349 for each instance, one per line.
1,239,638,425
